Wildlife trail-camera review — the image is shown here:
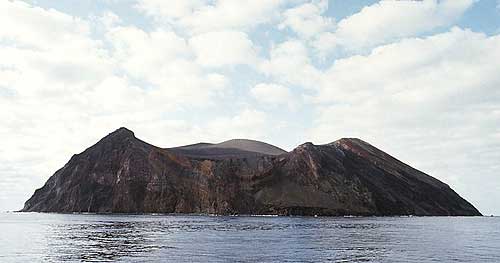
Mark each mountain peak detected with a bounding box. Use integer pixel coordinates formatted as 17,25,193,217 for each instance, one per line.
103,127,135,140
113,127,134,136
90,127,138,150
335,137,368,145
331,138,374,152
295,142,315,150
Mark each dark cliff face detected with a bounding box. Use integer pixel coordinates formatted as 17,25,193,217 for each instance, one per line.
22,128,481,216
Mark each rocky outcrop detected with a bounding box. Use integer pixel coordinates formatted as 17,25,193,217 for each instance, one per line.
21,127,481,216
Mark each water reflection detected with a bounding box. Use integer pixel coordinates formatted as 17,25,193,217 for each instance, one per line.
40,216,396,262
46,220,165,261
0,214,499,262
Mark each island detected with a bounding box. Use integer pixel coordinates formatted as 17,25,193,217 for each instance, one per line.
22,127,481,216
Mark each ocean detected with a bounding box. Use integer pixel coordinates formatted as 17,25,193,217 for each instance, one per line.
0,213,499,262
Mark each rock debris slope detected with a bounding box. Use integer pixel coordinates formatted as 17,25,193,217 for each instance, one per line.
22,127,481,216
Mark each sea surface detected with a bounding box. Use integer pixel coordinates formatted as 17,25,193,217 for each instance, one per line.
0,213,499,262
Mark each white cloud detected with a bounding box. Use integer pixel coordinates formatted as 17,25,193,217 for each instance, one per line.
315,0,475,53
250,83,297,109
106,25,231,105
279,0,334,39
137,108,286,149
135,0,207,19
260,40,321,88
0,0,97,51
136,0,286,34
107,26,191,79
99,11,122,29
205,109,271,140
0,1,111,93
316,27,499,104
309,28,500,215
189,31,258,67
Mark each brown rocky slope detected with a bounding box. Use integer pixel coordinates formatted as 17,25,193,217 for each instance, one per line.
21,127,481,216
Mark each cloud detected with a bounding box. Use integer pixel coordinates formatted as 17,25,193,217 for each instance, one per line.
0,0,97,51
136,0,286,34
314,0,475,54
105,26,226,104
135,0,206,19
260,40,321,88
189,31,258,67
316,27,499,104
133,108,286,149
279,0,334,39
0,0,111,93
309,27,500,214
250,83,297,109
205,109,271,140
107,26,191,78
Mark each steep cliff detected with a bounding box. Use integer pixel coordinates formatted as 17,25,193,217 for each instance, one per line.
22,128,481,216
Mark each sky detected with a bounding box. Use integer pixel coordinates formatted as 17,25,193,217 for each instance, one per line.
0,0,499,215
